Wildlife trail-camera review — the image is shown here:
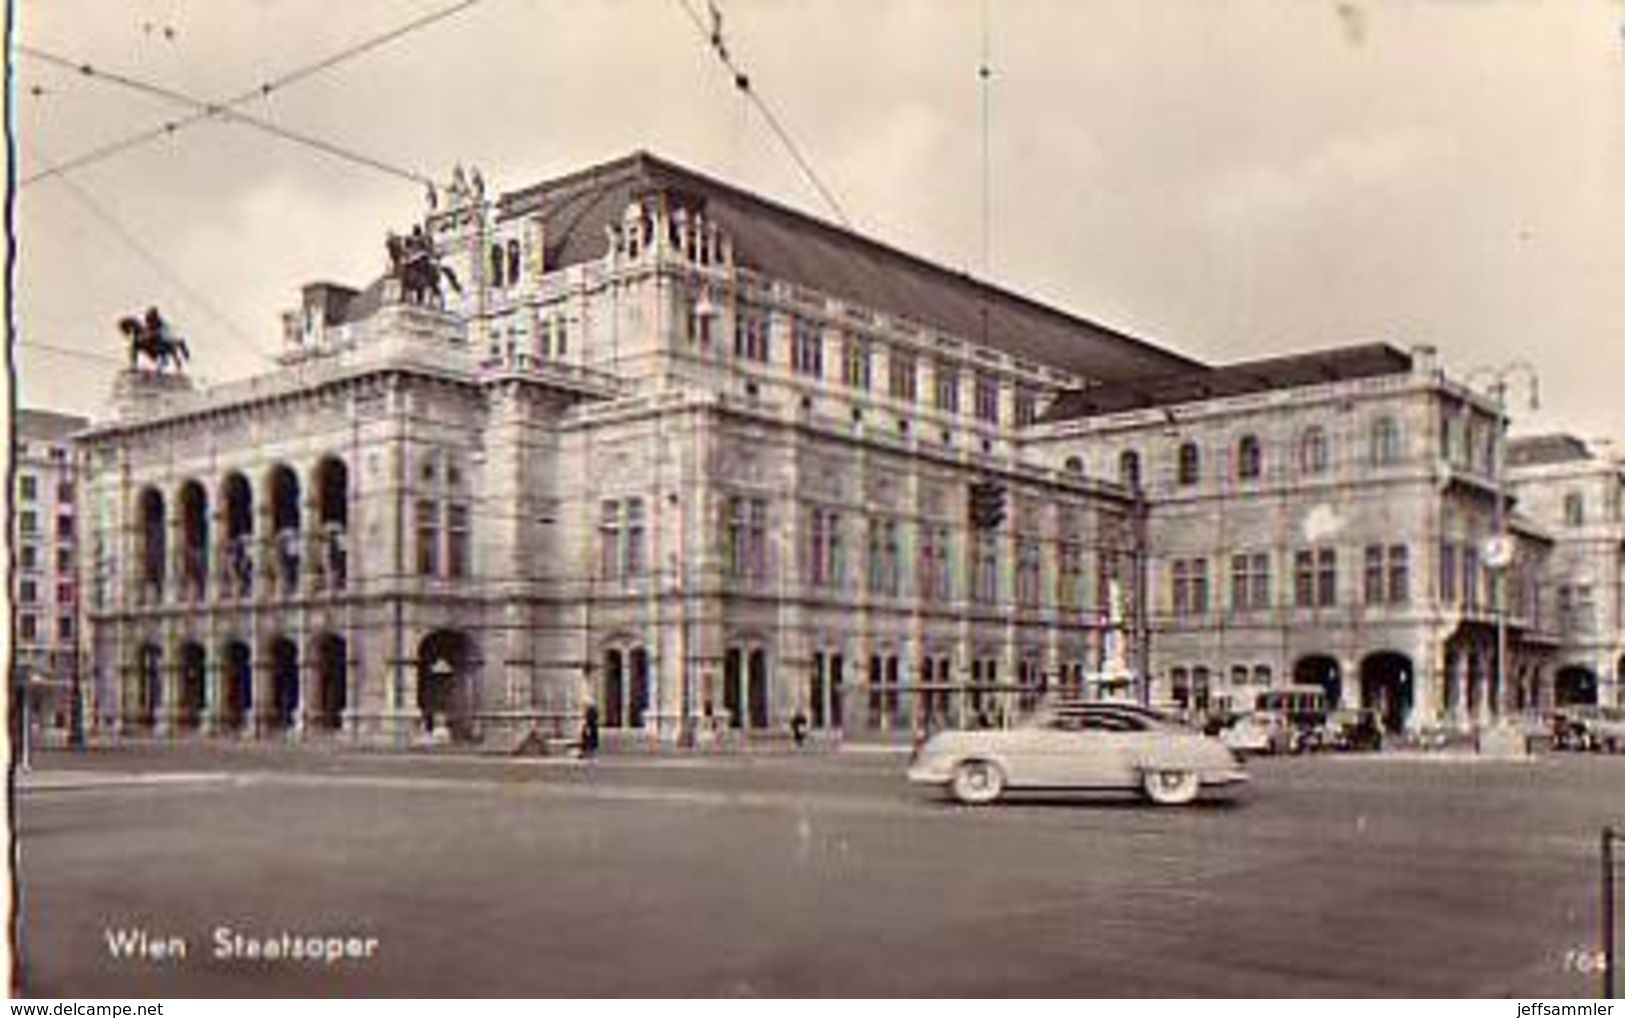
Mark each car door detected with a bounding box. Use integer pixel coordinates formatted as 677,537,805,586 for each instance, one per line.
1031,713,1136,789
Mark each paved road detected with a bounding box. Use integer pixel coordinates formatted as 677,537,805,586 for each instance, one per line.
14,746,1624,997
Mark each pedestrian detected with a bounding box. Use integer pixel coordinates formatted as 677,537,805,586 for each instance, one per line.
790,708,808,748
580,703,600,759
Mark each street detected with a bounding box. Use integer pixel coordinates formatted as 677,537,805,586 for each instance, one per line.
14,746,1624,997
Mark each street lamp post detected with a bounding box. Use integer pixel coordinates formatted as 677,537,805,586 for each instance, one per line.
1469,363,1538,728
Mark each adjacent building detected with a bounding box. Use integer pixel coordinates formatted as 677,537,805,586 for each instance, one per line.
1508,434,1625,710
12,409,90,736
1027,344,1565,733
76,151,1191,747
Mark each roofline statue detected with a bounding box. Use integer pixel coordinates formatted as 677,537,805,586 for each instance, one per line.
386,224,462,308
118,306,190,373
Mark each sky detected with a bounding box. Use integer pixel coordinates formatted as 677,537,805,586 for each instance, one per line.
10,0,1625,440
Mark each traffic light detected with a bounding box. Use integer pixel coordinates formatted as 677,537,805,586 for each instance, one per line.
968,479,1007,531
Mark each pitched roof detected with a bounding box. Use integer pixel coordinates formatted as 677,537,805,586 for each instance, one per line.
1041,343,1415,422
1508,434,1594,467
498,151,1201,384
17,408,89,441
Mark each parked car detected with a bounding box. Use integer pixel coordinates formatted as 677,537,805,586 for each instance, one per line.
1322,709,1384,753
907,701,1249,807
1555,706,1625,753
1218,711,1295,757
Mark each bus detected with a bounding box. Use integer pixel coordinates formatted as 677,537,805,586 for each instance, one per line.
1254,685,1329,728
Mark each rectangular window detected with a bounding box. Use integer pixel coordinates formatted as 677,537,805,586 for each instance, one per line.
57,514,74,540
20,544,38,573
1387,545,1409,605
934,363,960,414
1016,538,1041,607
1231,554,1246,610
1171,557,1206,616
867,517,900,596
806,508,843,588
973,533,999,604
19,511,38,536
1058,542,1083,610
20,580,38,604
1365,544,1385,605
57,614,74,641
57,581,74,605
1014,388,1038,427
600,500,622,581
792,317,823,378
725,498,747,579
1250,553,1270,610
19,475,37,501
748,499,768,581
1294,550,1315,608
19,614,37,642
889,349,918,403
918,525,952,602
975,375,1000,424
56,547,72,574
1463,545,1480,610
734,305,770,363
415,500,440,577
842,338,871,390
623,498,645,578
1440,542,1458,605
1317,548,1337,607
446,503,470,579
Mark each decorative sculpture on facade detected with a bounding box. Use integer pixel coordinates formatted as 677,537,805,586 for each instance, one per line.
385,224,462,307
118,306,191,372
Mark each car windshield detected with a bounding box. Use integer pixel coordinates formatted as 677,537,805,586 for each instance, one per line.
1026,702,1188,732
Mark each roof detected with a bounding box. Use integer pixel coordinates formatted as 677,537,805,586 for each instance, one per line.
498,151,1202,384
1040,343,1415,422
1507,434,1593,468
17,408,89,441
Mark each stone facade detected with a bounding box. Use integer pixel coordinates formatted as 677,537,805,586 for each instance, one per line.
1508,435,1625,710
1027,347,1565,732
77,153,1172,748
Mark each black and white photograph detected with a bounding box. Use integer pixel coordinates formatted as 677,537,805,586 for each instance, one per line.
7,0,1624,1000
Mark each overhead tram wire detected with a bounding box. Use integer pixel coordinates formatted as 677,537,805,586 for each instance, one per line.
19,0,481,189
18,46,432,188
22,141,276,363
672,0,853,230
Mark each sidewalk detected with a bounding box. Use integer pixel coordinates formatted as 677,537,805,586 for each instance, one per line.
15,769,237,792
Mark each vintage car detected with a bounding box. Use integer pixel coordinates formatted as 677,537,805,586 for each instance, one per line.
1321,709,1385,753
1555,706,1625,753
907,701,1250,806
1217,711,1296,756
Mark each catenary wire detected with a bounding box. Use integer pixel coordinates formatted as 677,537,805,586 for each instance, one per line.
20,141,276,363
18,45,432,187
18,0,482,189
671,0,852,229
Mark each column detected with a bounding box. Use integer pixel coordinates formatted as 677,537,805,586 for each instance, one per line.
1448,649,1469,730
156,651,182,737
251,654,275,738
201,652,222,736
303,497,323,595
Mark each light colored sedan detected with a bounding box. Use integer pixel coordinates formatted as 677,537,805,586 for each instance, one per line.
907,702,1250,806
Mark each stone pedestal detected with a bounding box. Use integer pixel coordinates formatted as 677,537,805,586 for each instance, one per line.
110,369,194,420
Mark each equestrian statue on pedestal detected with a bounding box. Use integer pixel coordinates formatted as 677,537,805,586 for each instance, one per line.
118,306,190,373
386,224,462,307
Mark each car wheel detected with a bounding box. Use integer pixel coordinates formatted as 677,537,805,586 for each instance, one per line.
950,759,1005,806
1141,769,1200,806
